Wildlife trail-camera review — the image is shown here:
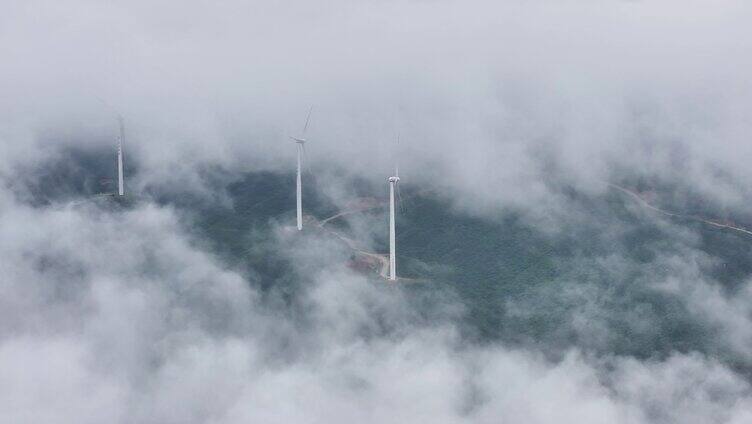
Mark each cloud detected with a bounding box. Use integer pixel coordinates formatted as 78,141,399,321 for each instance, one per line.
4,1,752,422
1,185,752,422
2,0,752,214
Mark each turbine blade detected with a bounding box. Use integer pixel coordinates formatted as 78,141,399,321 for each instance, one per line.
303,106,313,134
397,184,405,213
302,143,312,174
395,133,400,178
95,95,117,115
118,115,125,143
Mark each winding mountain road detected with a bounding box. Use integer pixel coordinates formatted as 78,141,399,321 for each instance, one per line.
608,183,752,236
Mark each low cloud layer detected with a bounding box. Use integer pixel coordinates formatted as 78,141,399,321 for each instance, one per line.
2,193,752,423
3,1,752,423
3,0,752,211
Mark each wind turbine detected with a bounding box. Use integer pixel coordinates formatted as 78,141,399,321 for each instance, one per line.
289,107,313,230
388,165,400,281
95,97,126,196
116,114,125,196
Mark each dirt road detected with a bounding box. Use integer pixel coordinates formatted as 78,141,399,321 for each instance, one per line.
608,183,752,236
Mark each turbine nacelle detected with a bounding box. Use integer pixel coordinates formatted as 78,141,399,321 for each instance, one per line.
388,176,400,183
289,136,306,144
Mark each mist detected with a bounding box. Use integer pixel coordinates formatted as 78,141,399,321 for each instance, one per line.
3,1,752,423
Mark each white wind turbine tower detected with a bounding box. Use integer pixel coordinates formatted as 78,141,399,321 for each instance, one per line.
388,164,401,281
97,96,126,196
289,107,313,230
116,115,125,196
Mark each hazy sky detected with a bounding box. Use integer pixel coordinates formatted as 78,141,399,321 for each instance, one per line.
3,1,752,423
